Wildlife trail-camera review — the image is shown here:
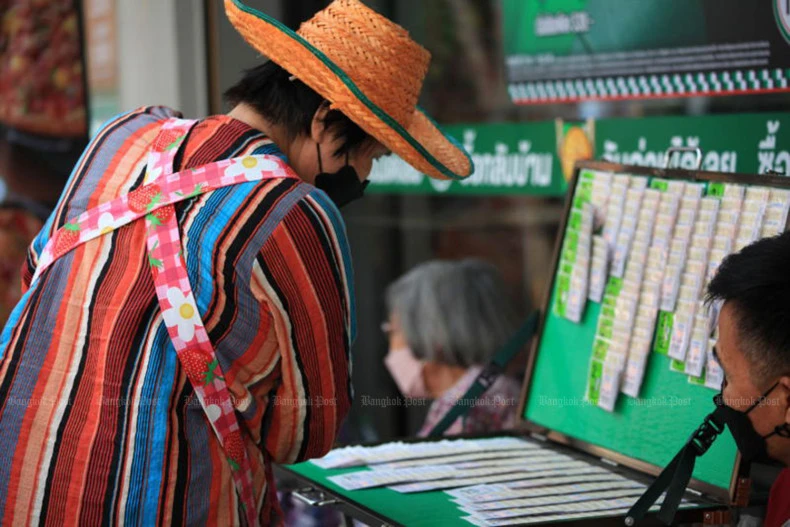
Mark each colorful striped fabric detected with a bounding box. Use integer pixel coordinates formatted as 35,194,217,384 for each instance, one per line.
0,106,355,526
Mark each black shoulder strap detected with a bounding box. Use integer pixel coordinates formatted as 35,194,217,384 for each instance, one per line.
625,408,726,525
427,312,540,438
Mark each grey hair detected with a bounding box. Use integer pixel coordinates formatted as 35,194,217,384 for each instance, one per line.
385,259,520,367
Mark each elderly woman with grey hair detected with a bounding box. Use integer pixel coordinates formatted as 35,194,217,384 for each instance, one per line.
383,259,523,436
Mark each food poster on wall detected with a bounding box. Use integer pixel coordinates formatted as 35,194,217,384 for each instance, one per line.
368,113,790,196
501,0,790,104
0,0,87,138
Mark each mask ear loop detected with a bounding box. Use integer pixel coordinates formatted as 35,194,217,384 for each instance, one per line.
316,143,324,173
770,423,790,438
745,381,781,414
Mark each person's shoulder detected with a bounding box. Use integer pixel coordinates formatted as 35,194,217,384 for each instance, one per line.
93,106,182,137
284,183,348,237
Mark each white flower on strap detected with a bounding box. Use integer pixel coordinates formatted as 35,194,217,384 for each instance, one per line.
98,213,123,235
162,287,201,342
223,156,283,182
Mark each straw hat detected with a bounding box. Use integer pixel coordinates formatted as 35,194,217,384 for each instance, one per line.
224,0,473,181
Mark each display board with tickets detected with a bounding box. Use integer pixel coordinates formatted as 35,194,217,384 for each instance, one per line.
524,159,790,500
274,159,789,526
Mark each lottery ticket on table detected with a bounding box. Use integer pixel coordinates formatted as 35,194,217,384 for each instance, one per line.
457,482,646,511
312,436,532,468
461,506,664,527
336,460,574,491
449,456,572,471
447,473,633,503
458,488,647,515
388,461,596,493
373,449,556,470
466,495,664,521
446,466,617,501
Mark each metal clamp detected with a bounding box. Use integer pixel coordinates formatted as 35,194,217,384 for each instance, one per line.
664,146,703,170
291,487,340,508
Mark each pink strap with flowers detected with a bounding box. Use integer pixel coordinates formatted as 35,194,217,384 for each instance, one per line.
33,118,299,526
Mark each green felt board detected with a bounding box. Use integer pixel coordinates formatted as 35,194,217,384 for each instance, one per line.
285,462,467,526
524,173,738,491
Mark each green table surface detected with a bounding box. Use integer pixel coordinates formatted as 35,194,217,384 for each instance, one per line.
283,460,469,526
280,438,715,527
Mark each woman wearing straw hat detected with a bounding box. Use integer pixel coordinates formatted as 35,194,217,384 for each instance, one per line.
0,1,472,526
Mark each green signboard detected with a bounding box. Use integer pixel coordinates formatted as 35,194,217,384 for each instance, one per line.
368,121,567,196
501,0,790,104
597,112,790,175
368,112,790,196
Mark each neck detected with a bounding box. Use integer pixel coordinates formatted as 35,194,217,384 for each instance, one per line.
227,103,299,161
424,363,469,399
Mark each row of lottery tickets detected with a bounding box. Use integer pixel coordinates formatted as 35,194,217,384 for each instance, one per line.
554,170,790,412
310,436,698,526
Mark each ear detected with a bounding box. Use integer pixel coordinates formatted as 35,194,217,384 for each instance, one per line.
310,102,331,144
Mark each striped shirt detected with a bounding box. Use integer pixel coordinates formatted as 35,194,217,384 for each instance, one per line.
0,106,355,526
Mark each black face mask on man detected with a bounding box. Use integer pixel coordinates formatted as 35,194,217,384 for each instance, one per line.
713,381,790,463
313,144,369,208
626,381,790,525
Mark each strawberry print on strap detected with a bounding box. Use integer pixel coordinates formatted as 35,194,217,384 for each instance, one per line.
144,118,260,527
32,140,296,282
33,117,299,527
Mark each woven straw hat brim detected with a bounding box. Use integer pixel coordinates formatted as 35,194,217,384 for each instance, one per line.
225,0,473,181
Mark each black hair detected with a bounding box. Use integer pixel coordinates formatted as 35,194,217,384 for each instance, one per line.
706,231,790,383
224,60,374,158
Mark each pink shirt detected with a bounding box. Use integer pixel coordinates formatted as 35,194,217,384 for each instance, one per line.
418,366,522,437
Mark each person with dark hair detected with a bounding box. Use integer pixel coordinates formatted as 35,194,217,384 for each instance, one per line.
0,1,472,526
706,231,790,527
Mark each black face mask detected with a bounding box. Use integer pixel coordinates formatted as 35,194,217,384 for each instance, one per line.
627,382,790,526
713,382,790,463
313,144,369,208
